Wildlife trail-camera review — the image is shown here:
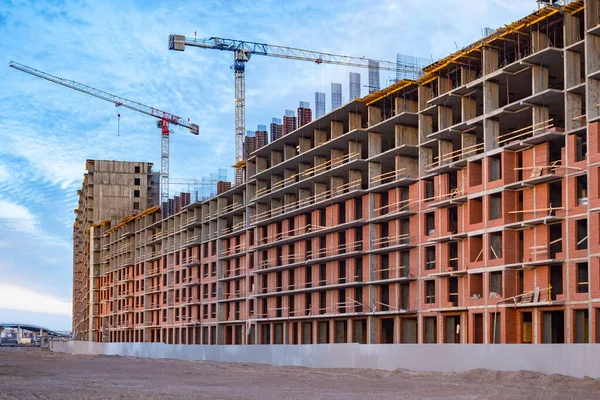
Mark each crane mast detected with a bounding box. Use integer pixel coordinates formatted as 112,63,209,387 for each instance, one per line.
168,35,423,184
9,61,199,206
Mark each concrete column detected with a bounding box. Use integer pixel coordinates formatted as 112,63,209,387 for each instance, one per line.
419,147,433,177
298,137,311,154
461,95,477,122
395,98,418,114
483,81,499,114
395,125,418,146
418,86,433,111
368,132,382,158
396,156,418,178
483,47,499,75
532,106,550,127
439,140,454,165
564,12,580,47
284,144,296,160
462,132,477,159
438,106,453,130
461,67,477,85
314,129,327,146
531,65,549,94
368,162,381,189
348,140,362,158
438,76,451,96
419,114,433,143
484,119,499,151
566,93,584,131
531,30,548,53
565,51,582,89
368,105,382,127
349,112,362,131
331,121,344,139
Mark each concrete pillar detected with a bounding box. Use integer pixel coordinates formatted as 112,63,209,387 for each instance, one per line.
397,156,418,178
531,30,548,53
331,121,344,139
532,65,549,94
349,140,362,158
483,81,499,114
368,132,382,158
418,85,433,110
395,125,418,146
314,129,327,146
368,105,382,127
483,47,499,75
438,75,451,95
461,67,477,85
298,137,311,154
368,162,381,189
532,106,550,127
438,106,453,130
565,51,582,89
462,132,477,159
349,112,362,131
566,93,584,131
395,98,418,114
461,95,477,122
439,140,454,165
564,12,580,47
419,147,433,177
484,119,499,151
419,114,433,143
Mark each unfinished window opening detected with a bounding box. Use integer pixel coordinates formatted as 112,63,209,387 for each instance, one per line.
320,209,326,227
489,154,502,181
276,271,282,292
521,312,532,344
338,289,346,313
400,219,410,244
355,227,363,250
474,314,484,343
490,232,502,259
425,212,435,235
306,239,312,258
575,309,589,344
550,264,563,301
470,235,483,263
355,287,363,312
380,285,390,312
448,277,458,306
380,254,389,280
576,219,588,250
287,244,294,263
338,231,346,254
424,316,437,343
448,242,458,270
549,181,562,208
380,223,389,247
489,193,502,220
400,250,410,277
289,217,295,233
381,318,394,343
425,246,436,270
490,313,501,344
338,260,346,283
380,193,389,214
424,179,434,202
133,201,140,210
469,160,482,187
444,316,460,344
542,311,565,344
305,266,312,288
133,190,140,198
576,132,587,162
276,296,282,318
319,264,326,286
399,282,409,310
305,293,312,314
470,273,483,299
448,206,458,233
577,262,589,293
549,223,562,259
425,280,436,304
355,198,362,220
319,291,327,315
339,201,346,224
355,257,363,282
276,247,282,266
319,235,326,253
134,166,140,173
134,177,141,186
448,170,458,191
576,175,588,206
490,271,503,297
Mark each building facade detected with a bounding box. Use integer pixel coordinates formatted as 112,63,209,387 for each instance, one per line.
74,2,600,345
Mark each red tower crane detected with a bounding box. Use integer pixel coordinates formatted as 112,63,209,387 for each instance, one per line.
9,61,199,205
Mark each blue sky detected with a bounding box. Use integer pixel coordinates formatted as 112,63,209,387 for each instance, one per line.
0,0,536,331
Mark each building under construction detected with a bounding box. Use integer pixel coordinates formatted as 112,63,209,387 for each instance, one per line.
73,1,600,345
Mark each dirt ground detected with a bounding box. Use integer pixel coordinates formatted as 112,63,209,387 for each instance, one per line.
0,350,599,400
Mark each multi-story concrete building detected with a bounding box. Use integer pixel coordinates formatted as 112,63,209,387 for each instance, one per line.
74,1,600,345
72,160,155,340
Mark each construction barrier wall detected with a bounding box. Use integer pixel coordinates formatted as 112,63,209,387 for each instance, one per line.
50,341,600,379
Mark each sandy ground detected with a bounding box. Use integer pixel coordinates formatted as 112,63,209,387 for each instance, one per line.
0,350,599,400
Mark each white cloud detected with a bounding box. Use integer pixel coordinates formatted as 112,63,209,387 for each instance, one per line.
0,283,72,317
0,164,9,182
0,198,38,234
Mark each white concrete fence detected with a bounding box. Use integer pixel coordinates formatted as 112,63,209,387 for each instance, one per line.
50,341,600,379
